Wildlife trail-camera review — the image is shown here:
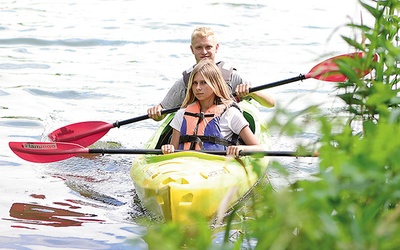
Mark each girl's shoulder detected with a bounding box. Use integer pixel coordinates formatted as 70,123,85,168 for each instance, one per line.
176,108,186,116
222,104,243,118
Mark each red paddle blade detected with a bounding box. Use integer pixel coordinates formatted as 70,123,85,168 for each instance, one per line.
9,142,87,163
305,52,379,82
48,121,113,147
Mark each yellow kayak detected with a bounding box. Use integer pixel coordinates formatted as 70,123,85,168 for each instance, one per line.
130,100,270,223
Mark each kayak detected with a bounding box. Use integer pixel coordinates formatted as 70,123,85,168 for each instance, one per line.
130,100,270,223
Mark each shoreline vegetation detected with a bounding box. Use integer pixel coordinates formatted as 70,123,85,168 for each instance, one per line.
141,1,400,249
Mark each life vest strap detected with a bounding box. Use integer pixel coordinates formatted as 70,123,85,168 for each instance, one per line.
180,135,235,150
184,111,214,120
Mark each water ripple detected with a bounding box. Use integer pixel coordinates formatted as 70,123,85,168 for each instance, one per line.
24,88,110,99
0,38,146,47
0,119,42,128
0,160,20,167
0,63,50,70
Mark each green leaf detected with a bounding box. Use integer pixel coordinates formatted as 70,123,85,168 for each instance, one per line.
360,0,382,18
341,36,366,51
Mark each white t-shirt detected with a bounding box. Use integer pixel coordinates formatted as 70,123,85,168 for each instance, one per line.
170,106,249,141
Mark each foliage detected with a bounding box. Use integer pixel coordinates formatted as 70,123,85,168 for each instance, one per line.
338,0,400,123
141,0,400,249
143,214,214,249
250,121,400,249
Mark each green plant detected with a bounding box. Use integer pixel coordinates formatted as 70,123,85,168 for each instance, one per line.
338,0,400,123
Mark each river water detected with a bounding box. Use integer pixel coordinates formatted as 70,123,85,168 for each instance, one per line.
0,0,373,249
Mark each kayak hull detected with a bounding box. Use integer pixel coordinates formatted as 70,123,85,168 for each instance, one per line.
131,100,269,223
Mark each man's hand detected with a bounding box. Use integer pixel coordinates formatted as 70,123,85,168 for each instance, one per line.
236,83,276,108
235,83,250,98
147,104,165,121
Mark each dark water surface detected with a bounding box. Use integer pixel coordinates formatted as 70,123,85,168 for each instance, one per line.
0,0,371,248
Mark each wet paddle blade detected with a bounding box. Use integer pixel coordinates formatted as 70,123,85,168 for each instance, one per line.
9,141,88,163
47,107,180,147
305,52,378,82
47,121,113,147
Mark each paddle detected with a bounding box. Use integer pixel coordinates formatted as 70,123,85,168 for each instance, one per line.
48,52,378,147
47,107,180,148
9,141,318,163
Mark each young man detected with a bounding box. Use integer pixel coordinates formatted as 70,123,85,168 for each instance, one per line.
147,27,275,121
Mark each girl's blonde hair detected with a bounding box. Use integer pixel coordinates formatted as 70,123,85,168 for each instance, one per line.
181,59,233,108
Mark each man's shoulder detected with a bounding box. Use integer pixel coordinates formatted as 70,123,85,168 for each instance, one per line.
183,65,194,75
181,61,237,72
217,61,236,71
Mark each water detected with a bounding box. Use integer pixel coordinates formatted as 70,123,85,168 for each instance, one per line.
0,0,373,249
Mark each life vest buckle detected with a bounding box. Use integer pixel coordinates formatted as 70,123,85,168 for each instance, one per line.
198,112,205,120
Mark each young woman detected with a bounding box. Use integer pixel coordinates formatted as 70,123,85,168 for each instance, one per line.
161,59,264,156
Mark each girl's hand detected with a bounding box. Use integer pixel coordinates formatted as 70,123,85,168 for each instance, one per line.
161,144,175,154
226,145,243,157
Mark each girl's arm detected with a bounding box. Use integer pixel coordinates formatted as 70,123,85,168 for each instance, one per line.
161,128,180,154
226,126,264,156
170,129,180,149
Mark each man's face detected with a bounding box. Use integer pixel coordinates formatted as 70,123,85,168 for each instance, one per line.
190,36,219,63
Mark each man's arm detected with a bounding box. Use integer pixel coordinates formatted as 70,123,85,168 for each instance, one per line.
160,78,187,109
248,90,275,108
231,71,275,108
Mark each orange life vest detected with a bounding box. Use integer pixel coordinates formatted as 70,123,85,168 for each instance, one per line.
179,101,237,150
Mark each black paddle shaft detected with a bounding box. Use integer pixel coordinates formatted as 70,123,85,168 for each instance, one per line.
87,148,316,157
113,107,180,128
112,74,306,128
248,74,306,93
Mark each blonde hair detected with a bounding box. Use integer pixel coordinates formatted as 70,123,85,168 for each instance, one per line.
181,59,233,108
191,27,217,45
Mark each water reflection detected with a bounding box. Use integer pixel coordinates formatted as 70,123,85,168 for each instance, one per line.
0,234,141,250
8,202,105,228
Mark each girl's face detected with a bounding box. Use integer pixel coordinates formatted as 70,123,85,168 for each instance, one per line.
191,72,214,102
